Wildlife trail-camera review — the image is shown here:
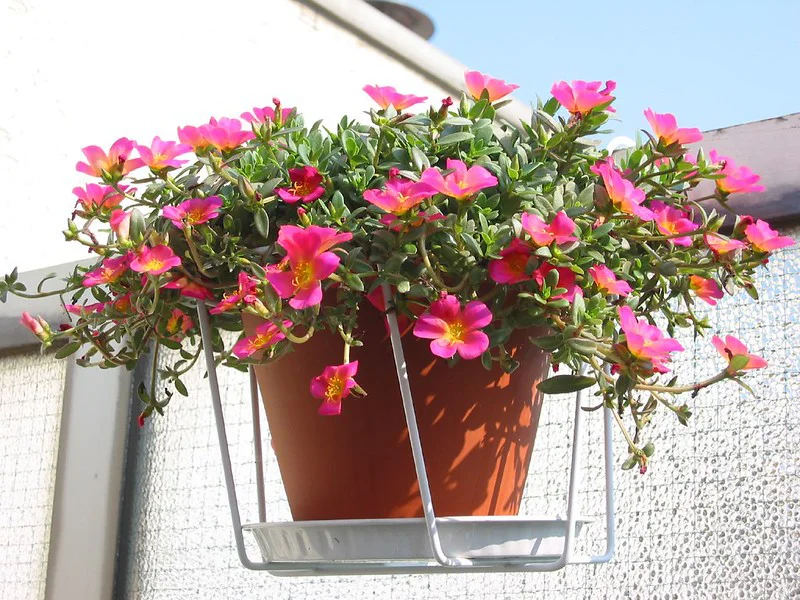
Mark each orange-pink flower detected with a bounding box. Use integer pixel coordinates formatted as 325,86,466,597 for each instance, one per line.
130,245,182,276
711,335,767,372
232,320,289,359
310,361,360,416
591,159,654,221
72,184,127,212
162,196,223,228
704,233,747,256
241,104,294,126
708,150,765,194
109,209,131,242
210,272,261,315
689,275,724,306
551,80,616,114
420,159,497,201
177,125,211,151
136,136,193,170
644,109,703,145
413,293,492,360
276,166,325,204
203,117,255,152
82,253,133,287
464,70,519,102
363,178,435,216
651,201,696,247
76,138,144,180
265,225,352,309
162,276,215,301
744,219,794,252
533,263,582,302
589,265,631,297
363,85,427,111
488,239,534,285
164,308,194,340
521,211,578,246
618,305,684,373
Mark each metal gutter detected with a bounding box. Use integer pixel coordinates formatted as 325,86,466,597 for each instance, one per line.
300,0,533,125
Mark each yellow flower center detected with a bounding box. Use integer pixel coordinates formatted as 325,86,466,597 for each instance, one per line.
325,376,346,401
143,259,164,272
445,321,465,343
187,208,207,224
292,261,315,289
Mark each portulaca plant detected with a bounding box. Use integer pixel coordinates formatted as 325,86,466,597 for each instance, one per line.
3,71,793,472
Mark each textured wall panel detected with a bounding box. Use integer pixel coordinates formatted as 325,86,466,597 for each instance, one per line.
0,352,66,600
118,229,800,599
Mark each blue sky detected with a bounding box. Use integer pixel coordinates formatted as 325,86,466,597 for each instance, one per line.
409,0,799,136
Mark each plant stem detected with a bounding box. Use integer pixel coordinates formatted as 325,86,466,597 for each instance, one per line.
634,369,728,394
419,229,468,293
183,227,213,278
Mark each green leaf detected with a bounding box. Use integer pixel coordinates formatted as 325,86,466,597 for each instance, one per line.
410,147,430,171
727,354,750,373
538,374,596,394
437,132,475,146
443,116,473,126
253,207,270,239
55,341,82,359
173,378,188,397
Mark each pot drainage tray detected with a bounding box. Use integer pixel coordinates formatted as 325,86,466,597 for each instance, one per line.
244,516,592,563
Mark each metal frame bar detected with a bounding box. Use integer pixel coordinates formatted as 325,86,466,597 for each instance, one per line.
195,298,616,576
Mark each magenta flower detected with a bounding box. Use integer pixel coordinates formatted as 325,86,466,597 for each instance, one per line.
533,263,582,302
162,276,214,301
232,320,289,359
488,239,534,285
76,138,144,180
204,117,255,152
363,85,427,111
177,125,211,151
21,312,52,345
162,196,223,228
521,211,578,246
550,80,616,114
651,201,696,247
412,293,492,360
110,209,131,242
363,178,435,215
164,308,194,340
72,184,126,212
618,305,684,373
310,361,360,416
82,253,133,287
589,265,632,297
591,160,654,221
744,219,795,252
464,70,519,102
241,105,294,125
708,150,765,194
210,272,262,315
689,276,724,306
711,335,767,373
136,136,193,170
704,232,747,256
130,245,182,276
65,301,105,316
644,109,703,146
265,225,353,309
420,159,497,201
276,166,325,203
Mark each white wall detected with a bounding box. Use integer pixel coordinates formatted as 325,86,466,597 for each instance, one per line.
0,0,452,273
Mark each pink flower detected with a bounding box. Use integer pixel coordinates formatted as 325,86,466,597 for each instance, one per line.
241,105,294,125
162,276,214,301
20,312,44,336
275,166,325,203
591,159,654,221
110,209,131,242
589,264,632,297
651,201,696,247
162,196,223,228
76,138,144,180
689,275,724,306
744,219,794,252
704,233,747,255
65,301,105,315
210,272,262,315
72,184,126,212
550,80,616,114
363,85,427,111
533,263,582,302
363,178,435,215
420,159,497,201
708,150,765,194
177,125,211,151
643,109,703,145
310,361,360,416
265,225,352,309
232,320,289,359
618,305,684,373
464,70,519,102
521,211,578,246
488,239,534,284
711,335,767,373
130,245,182,276
204,117,255,152
82,253,132,286
164,308,194,339
379,210,444,232
412,293,492,360
136,136,193,170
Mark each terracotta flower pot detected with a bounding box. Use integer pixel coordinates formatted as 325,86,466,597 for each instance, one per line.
243,308,549,521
